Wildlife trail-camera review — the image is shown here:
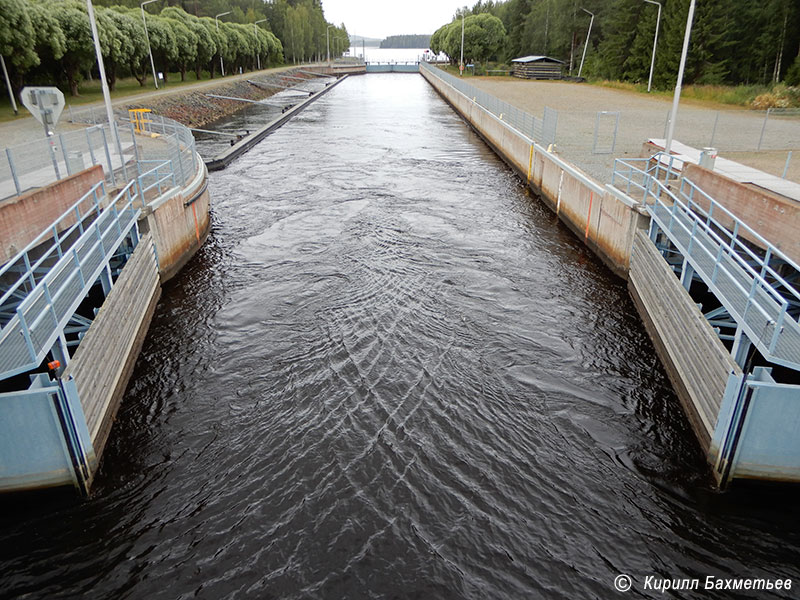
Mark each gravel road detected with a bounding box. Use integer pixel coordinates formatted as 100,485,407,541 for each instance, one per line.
467,77,800,185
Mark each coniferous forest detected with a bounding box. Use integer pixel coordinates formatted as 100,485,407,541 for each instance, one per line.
431,0,800,89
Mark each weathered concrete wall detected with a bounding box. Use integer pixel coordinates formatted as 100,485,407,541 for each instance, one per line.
421,67,645,278
682,163,800,265
628,230,741,451
0,165,104,264
140,163,210,282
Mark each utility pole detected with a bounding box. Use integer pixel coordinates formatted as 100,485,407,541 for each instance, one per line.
644,0,662,93
254,19,267,70
664,0,696,156
141,0,159,89
216,12,231,77
578,8,594,78
459,13,465,76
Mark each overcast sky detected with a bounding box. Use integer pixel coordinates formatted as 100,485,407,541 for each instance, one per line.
323,0,465,39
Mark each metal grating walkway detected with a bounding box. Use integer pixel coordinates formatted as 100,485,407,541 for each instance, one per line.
0,182,143,381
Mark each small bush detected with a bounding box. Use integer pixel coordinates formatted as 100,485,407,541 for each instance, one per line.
751,85,800,109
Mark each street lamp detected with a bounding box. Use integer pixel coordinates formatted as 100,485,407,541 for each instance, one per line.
644,0,662,93
85,0,120,155
216,11,231,77
141,0,159,89
578,8,594,78
0,56,17,115
664,0,696,157
254,19,267,70
327,25,334,63
459,13,465,76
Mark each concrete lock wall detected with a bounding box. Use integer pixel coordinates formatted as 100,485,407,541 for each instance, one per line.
0,165,105,264
421,67,645,278
141,163,211,282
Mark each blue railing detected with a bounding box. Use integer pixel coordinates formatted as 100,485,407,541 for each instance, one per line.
614,154,800,369
0,177,145,381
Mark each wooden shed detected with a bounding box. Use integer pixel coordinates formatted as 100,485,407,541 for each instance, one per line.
511,56,565,80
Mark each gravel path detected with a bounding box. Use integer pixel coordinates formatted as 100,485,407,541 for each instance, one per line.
467,77,800,185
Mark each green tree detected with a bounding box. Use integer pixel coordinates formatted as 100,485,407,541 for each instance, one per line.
51,1,95,96
0,0,39,79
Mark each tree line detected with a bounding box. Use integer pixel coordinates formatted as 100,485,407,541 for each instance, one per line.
431,0,800,88
380,35,431,49
0,0,349,97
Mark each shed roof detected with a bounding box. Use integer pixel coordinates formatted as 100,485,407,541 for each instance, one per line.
511,55,565,64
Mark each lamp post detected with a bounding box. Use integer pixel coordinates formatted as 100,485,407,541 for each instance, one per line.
216,11,231,77
644,0,662,93
578,8,594,78
664,0,696,157
459,13,465,76
141,0,159,89
254,19,267,70
86,0,120,155
327,24,334,63
0,56,17,115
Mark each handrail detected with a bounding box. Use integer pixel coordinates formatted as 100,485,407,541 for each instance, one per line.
649,179,788,310
0,182,106,311
678,177,800,279
1,178,142,380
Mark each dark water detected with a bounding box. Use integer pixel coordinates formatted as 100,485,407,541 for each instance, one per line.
194,78,332,159
2,74,800,599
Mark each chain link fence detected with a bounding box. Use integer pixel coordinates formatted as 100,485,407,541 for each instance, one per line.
420,62,558,146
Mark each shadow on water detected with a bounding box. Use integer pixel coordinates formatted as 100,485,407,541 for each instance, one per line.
2,74,800,600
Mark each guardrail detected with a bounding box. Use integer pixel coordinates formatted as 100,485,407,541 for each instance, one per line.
0,181,106,325
0,177,144,381
614,154,800,369
419,61,558,146
1,110,198,200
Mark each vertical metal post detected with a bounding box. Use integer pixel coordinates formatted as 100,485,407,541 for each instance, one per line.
129,122,140,163
86,128,97,166
611,111,620,153
6,148,21,195
0,54,18,115
781,151,792,179
757,108,770,151
48,139,62,180
710,111,719,146
59,133,71,175
100,126,116,186
664,0,696,157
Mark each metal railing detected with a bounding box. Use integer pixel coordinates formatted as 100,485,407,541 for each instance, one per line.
0,177,144,381
1,109,198,200
420,62,558,146
614,154,800,369
0,181,107,325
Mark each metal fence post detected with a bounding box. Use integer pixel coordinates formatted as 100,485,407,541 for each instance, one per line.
129,122,140,163
710,111,719,147
86,128,97,166
59,133,71,176
6,148,21,196
100,126,116,186
782,151,792,179
48,138,61,180
757,108,770,151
